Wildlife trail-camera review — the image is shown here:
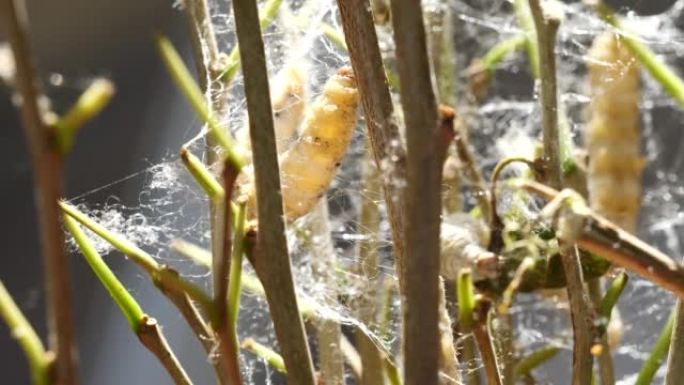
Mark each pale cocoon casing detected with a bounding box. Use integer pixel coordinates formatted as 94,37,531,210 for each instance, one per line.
440,213,495,280
586,32,643,233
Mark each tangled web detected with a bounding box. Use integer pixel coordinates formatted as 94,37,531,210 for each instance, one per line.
63,0,684,383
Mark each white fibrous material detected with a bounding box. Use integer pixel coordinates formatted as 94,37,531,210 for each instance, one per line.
62,0,684,383
439,213,495,280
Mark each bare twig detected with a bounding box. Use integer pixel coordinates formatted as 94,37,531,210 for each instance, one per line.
307,202,344,385
587,279,615,385
425,2,456,106
527,2,593,383
389,1,442,384
355,152,385,385
160,288,226,384
138,316,194,385
453,123,491,221
0,1,78,383
336,0,408,295
212,161,242,385
181,0,220,92
472,300,503,385
230,0,315,384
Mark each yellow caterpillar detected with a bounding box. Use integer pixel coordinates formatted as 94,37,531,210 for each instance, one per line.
586,32,643,233
237,64,307,158
242,67,359,221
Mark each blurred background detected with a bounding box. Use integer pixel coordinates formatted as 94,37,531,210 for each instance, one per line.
0,0,680,384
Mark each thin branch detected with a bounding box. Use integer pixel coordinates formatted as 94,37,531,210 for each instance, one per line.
230,0,315,384
467,35,527,101
527,2,593,384
514,345,560,378
155,35,243,169
0,281,50,385
212,161,242,385
587,279,615,385
453,122,491,221
54,78,115,154
513,0,539,78
0,1,78,383
472,300,503,385
458,270,480,385
389,1,442,384
308,202,345,385
355,151,385,385
336,0,408,296
520,181,684,300
228,203,247,330
60,202,213,312
241,338,286,373
65,216,193,385
138,316,194,385
161,286,226,384
425,3,456,106
665,301,684,385
221,0,283,83
181,0,219,92
636,309,675,385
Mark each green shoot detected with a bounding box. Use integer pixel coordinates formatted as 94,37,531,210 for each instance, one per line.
0,281,49,385
64,215,144,332
54,78,115,154
155,34,243,170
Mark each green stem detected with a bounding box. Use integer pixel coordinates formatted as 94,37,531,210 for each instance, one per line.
321,22,348,51
64,215,144,332
60,202,212,312
227,202,247,330
180,147,225,200
0,281,49,385
457,269,476,332
241,338,286,373
220,0,283,83
514,345,560,378
55,78,115,154
513,0,539,78
635,309,676,385
597,4,684,108
598,272,629,322
480,35,527,75
155,34,243,170
65,216,194,385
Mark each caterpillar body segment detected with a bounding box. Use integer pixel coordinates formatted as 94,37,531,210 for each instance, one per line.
586,32,643,233
279,67,358,220
238,64,307,158
243,67,359,222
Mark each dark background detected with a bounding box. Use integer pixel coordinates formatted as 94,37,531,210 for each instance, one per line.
0,0,678,384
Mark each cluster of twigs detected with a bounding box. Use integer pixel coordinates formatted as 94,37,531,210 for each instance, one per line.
4,0,684,385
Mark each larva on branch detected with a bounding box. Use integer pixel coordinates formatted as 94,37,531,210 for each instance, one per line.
243,67,359,222
586,32,643,233
238,63,307,158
